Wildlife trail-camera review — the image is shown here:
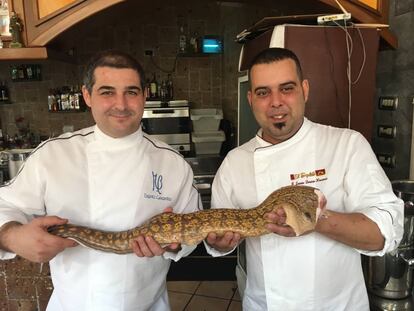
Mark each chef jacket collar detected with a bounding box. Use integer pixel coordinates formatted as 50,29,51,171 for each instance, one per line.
93,124,144,148
254,117,311,151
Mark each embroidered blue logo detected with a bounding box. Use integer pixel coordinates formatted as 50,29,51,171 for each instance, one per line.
152,171,163,194
144,171,172,201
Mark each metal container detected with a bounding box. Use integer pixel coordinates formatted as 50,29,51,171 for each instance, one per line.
368,292,414,311
0,149,33,180
363,180,414,299
393,180,414,248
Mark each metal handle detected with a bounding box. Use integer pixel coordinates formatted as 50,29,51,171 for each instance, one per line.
194,174,215,179
143,108,189,118
405,201,414,208
153,109,175,114
195,183,211,190
404,201,414,215
400,252,414,267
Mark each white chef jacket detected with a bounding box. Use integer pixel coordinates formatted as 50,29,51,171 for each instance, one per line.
208,118,404,311
0,125,201,311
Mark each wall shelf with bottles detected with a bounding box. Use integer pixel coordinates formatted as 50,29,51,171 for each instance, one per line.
10,64,41,81
47,86,86,113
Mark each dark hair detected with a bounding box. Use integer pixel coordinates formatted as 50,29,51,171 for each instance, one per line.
83,50,146,93
248,48,304,84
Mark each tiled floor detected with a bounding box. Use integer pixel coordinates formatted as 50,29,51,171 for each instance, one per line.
167,281,242,311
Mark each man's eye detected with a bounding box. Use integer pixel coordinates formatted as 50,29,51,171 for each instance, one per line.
281,86,294,93
256,90,269,97
127,90,139,96
100,91,113,96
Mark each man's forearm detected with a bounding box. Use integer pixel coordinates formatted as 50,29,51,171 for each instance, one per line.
0,221,21,252
315,211,384,251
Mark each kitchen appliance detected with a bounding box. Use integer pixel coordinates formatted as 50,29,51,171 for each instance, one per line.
0,149,33,180
167,155,238,281
141,100,191,155
187,155,223,209
363,180,414,301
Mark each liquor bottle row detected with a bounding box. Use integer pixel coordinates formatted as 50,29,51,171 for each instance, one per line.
145,73,174,101
48,86,86,112
10,64,42,81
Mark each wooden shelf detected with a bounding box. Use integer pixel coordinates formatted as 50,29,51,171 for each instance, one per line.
0,47,48,60
0,47,76,62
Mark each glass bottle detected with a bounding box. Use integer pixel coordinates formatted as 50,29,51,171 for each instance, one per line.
74,85,81,110
179,26,187,53
55,88,62,111
60,86,70,110
160,79,168,102
0,81,8,102
47,89,55,111
167,74,174,100
10,65,18,80
69,86,76,110
145,78,151,100
150,73,158,99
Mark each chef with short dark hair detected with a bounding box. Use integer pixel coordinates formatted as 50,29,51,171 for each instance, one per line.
205,47,404,310
0,50,200,311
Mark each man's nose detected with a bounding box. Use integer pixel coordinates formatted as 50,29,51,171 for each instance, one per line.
270,91,283,108
114,94,128,109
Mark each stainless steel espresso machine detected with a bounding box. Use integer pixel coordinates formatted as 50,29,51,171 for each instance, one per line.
141,100,192,156
362,180,414,310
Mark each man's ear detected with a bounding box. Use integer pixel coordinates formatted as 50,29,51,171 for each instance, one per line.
82,86,92,108
302,79,309,103
247,90,253,109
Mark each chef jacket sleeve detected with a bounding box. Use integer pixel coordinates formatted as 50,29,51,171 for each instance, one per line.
203,158,238,257
0,151,46,259
342,132,404,256
163,161,201,261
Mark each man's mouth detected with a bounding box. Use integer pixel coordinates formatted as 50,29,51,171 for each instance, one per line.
270,114,286,122
109,111,133,118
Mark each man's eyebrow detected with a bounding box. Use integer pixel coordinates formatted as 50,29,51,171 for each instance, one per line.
253,81,298,93
97,85,115,91
126,86,142,91
280,81,297,87
96,85,142,91
253,86,269,93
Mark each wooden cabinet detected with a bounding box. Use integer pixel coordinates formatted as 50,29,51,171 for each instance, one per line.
318,0,396,48
0,0,125,60
12,0,126,47
37,0,79,19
